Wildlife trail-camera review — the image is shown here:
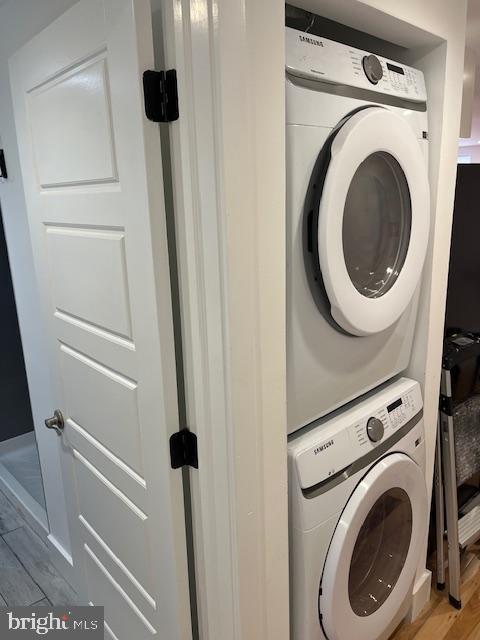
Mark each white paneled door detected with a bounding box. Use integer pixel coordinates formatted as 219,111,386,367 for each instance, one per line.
9,1,192,638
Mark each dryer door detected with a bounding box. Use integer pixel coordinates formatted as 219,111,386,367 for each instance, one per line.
305,107,430,336
319,453,427,640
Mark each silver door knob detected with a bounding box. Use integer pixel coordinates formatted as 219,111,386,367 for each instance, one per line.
367,416,384,442
44,409,65,436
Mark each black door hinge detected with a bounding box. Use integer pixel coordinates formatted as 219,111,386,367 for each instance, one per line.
439,394,454,417
170,429,198,469
0,150,7,180
143,69,179,123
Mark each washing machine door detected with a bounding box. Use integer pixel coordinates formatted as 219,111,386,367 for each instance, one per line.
319,452,427,640
305,106,430,336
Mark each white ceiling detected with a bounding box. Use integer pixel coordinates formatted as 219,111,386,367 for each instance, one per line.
459,0,480,147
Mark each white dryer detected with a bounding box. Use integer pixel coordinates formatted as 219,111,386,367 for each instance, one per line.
288,377,427,640
286,27,430,432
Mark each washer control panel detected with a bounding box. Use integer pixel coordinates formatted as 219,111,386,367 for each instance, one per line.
290,378,423,490
285,27,427,103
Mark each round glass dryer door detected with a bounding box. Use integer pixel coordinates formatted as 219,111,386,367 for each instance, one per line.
305,107,430,336
343,152,411,300
319,453,427,640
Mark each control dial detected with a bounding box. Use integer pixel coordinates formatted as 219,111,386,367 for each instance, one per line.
367,417,384,442
362,55,383,85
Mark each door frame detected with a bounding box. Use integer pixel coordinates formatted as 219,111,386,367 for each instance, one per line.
157,1,289,639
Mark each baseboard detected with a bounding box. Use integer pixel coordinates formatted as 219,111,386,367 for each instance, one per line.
406,569,432,623
0,461,48,543
0,436,77,595
47,533,76,591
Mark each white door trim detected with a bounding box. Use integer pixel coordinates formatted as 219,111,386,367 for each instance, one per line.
159,3,238,638
159,1,289,639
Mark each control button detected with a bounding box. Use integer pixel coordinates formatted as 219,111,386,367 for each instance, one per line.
367,417,384,442
362,55,383,84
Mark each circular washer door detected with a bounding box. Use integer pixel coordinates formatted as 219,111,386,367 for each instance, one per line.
314,107,430,336
319,453,427,640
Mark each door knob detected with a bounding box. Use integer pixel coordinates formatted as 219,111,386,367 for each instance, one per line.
44,409,65,436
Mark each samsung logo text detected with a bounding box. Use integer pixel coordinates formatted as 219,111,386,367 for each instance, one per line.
314,440,334,455
299,35,324,47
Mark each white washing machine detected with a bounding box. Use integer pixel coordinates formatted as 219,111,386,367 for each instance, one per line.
288,377,427,640
286,27,430,433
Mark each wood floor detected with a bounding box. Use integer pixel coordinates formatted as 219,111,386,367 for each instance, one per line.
392,546,480,640
0,487,77,606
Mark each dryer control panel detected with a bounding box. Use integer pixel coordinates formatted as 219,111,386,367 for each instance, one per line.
289,378,423,490
285,27,427,103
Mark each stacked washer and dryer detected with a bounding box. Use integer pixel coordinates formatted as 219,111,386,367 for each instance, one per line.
286,25,431,640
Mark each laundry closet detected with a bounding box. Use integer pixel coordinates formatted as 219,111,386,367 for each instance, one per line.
284,8,432,637
0,0,468,639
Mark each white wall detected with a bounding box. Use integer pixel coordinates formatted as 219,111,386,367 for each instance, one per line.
458,144,480,162
0,0,78,568
460,48,476,139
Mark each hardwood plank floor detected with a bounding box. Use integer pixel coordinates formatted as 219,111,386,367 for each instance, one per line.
0,489,24,535
0,536,44,606
0,487,77,607
3,526,77,605
34,598,51,606
392,549,480,640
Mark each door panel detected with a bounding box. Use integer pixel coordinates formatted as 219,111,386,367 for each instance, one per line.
81,512,155,614
66,417,147,512
73,450,150,591
84,543,156,639
28,55,117,188
60,345,143,475
9,0,191,637
46,228,132,338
